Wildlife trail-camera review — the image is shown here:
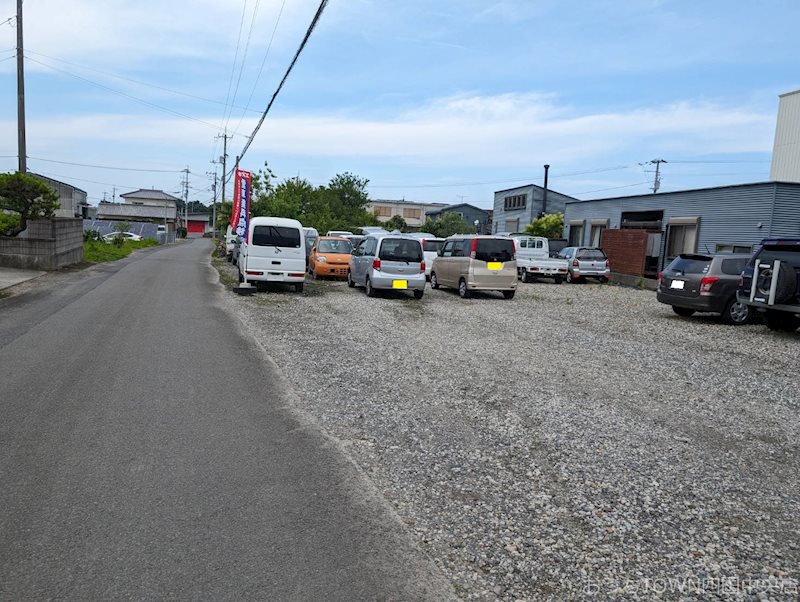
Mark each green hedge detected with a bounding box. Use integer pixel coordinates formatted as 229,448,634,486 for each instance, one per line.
84,239,158,263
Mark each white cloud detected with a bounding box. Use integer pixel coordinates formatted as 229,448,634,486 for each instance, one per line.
0,93,774,170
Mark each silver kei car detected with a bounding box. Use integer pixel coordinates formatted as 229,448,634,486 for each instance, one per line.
348,233,426,299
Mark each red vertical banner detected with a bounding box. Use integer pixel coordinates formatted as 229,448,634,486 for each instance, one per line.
232,169,252,241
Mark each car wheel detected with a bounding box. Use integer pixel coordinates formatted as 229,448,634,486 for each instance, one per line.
256,282,268,293
312,268,319,280
502,290,516,300
566,272,576,284
295,283,304,293
520,270,530,283
764,309,800,332
458,279,470,299
672,306,695,317
366,277,376,297
238,270,244,283
347,270,355,288
554,276,564,284
430,272,439,289
721,298,750,326
413,289,424,300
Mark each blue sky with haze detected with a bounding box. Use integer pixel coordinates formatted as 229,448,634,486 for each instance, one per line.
0,0,797,208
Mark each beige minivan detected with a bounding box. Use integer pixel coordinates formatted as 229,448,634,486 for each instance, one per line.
430,235,518,299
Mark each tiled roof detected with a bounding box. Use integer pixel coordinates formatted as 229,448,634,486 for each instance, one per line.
120,189,182,202
97,203,177,220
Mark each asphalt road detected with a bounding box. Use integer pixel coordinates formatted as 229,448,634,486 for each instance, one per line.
0,240,453,600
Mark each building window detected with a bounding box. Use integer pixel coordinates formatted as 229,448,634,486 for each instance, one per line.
666,218,699,258
505,218,519,232
503,194,527,211
715,243,753,254
403,208,421,219
568,222,584,246
373,206,392,217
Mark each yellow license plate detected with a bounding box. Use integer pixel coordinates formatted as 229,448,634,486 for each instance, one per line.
392,280,408,289
487,262,502,271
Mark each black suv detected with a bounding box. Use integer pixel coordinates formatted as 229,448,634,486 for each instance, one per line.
738,239,800,332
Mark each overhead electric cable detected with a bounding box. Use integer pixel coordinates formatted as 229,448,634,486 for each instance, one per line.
28,156,183,172
25,49,261,113
233,0,286,136
25,56,246,136
223,0,262,132
235,0,329,169
573,181,651,195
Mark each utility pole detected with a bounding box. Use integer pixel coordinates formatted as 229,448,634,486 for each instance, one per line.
216,131,232,206
112,186,117,203
649,159,667,193
183,167,190,234
16,0,26,173
207,165,218,236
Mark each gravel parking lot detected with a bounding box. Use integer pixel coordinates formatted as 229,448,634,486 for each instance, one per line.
216,259,799,601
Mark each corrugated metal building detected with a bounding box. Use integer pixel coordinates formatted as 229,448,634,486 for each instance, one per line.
425,203,490,233
770,89,800,182
492,184,576,233
563,181,800,275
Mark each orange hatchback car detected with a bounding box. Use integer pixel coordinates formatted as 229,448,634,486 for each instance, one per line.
308,236,353,279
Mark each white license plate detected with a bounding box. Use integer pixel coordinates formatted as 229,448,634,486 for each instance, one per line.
670,280,685,290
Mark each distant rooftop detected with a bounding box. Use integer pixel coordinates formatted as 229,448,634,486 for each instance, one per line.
120,189,182,202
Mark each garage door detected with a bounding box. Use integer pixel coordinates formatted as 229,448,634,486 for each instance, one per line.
187,220,206,233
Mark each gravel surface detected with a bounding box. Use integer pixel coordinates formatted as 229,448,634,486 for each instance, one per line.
216,258,799,601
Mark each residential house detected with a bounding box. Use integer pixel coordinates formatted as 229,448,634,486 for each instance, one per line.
367,199,448,230
425,203,491,233
31,173,89,219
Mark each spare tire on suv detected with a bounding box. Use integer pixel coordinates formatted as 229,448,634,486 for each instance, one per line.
755,261,796,304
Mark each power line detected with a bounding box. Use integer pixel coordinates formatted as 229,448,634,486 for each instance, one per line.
573,181,652,195
28,156,183,173
24,49,262,114
234,0,329,170
218,0,250,136
233,0,286,136
25,55,247,136
223,0,261,133
369,164,639,189
31,170,143,190
670,159,771,164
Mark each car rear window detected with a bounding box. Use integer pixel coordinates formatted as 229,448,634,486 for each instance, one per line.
379,238,423,262
577,248,607,260
720,258,748,275
475,239,515,262
756,245,800,268
318,239,352,254
423,240,445,252
667,255,712,274
252,225,301,248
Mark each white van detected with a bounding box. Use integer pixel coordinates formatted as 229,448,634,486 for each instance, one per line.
224,225,238,258
238,217,306,292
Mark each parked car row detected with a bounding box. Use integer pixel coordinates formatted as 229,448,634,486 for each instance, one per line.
656,239,800,332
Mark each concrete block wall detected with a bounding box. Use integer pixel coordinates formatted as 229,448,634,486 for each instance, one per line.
0,218,83,269
600,229,648,276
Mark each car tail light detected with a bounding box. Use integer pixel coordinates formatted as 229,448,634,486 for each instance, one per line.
572,259,579,267
738,275,743,287
420,260,425,273
246,270,263,276
289,273,305,278
470,238,477,259
699,276,719,295
372,258,381,270
657,272,663,282
605,260,610,268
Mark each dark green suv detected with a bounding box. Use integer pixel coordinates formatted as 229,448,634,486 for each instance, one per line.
738,239,800,332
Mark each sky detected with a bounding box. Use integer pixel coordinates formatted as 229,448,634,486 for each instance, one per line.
0,0,798,210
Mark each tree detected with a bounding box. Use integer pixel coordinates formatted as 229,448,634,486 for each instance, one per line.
429,212,475,238
524,213,564,239
0,172,60,237
111,221,131,247
384,215,408,232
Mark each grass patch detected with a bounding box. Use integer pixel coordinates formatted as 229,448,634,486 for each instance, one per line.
84,239,158,263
